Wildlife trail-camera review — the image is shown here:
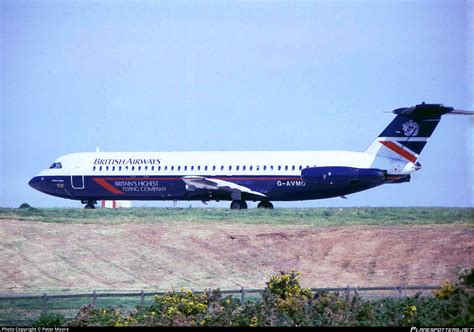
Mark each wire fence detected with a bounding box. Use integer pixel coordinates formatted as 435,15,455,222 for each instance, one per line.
0,285,440,326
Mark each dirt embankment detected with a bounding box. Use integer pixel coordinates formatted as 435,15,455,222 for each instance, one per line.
0,219,472,293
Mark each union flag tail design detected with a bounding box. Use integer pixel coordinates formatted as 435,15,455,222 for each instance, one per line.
365,103,456,162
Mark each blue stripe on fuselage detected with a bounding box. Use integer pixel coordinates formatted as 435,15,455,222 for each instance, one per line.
29,175,386,202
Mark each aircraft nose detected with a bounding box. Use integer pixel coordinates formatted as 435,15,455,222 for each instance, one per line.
28,176,42,190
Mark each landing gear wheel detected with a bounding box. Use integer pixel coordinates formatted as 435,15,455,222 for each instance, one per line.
257,201,274,209
230,200,248,210
84,200,97,209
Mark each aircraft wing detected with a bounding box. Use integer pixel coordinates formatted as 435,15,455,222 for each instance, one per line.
182,176,267,198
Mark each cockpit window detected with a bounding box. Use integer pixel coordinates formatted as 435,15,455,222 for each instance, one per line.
49,162,62,169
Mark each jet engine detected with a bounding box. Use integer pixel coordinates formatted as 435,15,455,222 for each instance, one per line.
301,167,386,185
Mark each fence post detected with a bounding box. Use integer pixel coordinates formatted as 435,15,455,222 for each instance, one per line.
140,290,145,306
240,287,245,306
398,286,403,298
92,291,97,307
42,293,48,314
346,285,351,299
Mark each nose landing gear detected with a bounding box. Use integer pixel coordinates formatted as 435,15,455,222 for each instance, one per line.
82,199,97,209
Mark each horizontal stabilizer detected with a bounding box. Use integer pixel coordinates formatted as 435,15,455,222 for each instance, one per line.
392,103,453,118
447,110,474,115
392,103,473,118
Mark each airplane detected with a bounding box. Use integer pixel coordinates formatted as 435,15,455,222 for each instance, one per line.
29,103,472,209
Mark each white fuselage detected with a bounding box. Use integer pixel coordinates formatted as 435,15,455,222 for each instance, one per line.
37,150,415,178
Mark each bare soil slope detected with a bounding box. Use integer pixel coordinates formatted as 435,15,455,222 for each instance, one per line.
1,219,472,292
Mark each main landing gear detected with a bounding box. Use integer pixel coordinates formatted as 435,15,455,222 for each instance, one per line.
230,200,248,210
82,199,97,209
229,200,274,209
257,200,274,209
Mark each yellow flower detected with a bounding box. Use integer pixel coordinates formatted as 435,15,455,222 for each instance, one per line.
250,316,258,327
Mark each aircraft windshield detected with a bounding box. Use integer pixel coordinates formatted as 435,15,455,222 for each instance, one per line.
49,162,62,169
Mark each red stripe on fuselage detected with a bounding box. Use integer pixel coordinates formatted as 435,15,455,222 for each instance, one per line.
92,178,124,194
379,141,417,163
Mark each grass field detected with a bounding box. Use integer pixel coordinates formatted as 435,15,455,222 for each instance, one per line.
0,207,472,325
0,207,472,226
1,207,472,294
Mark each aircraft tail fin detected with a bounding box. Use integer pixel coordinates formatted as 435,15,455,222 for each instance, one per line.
365,103,469,162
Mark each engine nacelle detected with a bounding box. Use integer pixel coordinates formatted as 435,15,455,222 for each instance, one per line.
301,166,386,185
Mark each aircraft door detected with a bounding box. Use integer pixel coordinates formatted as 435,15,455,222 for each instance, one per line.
71,176,85,189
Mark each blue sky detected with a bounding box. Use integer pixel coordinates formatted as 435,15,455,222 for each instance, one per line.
1,0,472,208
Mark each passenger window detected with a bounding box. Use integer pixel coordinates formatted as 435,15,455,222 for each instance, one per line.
292,165,295,171
144,166,148,170
99,166,103,171
171,166,174,171
299,166,302,170
249,165,253,171
151,166,154,171
106,166,109,171
221,165,224,171
285,166,288,171
263,165,267,171
158,166,161,171
242,165,245,171
184,166,188,171
178,166,181,171
93,166,96,171
197,166,201,171
119,166,122,171
164,166,168,171
229,165,232,171
236,165,240,171
256,165,260,171
212,166,216,171
191,166,194,171
125,166,129,170
112,166,115,171
278,166,281,171
205,166,208,171
138,166,141,171
132,166,135,171
270,165,274,170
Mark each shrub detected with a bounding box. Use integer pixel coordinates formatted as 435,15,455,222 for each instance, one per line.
434,268,474,326
147,289,208,326
33,313,66,327
260,270,313,326
65,269,473,327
